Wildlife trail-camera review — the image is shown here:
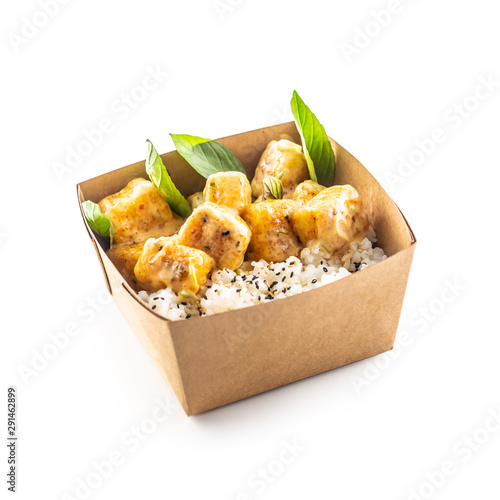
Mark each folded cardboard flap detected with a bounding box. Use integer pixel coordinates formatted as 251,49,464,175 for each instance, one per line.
77,121,416,415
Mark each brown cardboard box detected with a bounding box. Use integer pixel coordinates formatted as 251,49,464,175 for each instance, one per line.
77,121,416,416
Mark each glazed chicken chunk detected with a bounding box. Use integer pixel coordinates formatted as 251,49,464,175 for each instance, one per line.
203,171,252,215
291,185,370,255
251,140,309,199
187,191,204,211
292,180,325,205
177,202,251,270
106,241,146,287
99,178,184,245
242,200,302,263
134,236,212,294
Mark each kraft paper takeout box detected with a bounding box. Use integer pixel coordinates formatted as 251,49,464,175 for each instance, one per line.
77,122,416,416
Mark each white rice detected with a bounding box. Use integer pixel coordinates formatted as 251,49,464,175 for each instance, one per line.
138,227,387,320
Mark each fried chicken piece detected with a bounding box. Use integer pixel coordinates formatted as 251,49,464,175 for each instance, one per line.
251,140,309,199
177,202,251,270
134,236,212,294
99,178,183,245
242,200,302,262
187,191,204,211
106,241,146,287
292,180,325,205
291,185,370,255
203,171,252,215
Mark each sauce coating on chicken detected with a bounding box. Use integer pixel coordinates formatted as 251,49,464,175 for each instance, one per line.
177,202,251,270
187,191,204,211
242,200,302,263
203,171,252,215
292,180,325,205
106,241,146,287
93,140,376,298
100,178,185,284
251,140,309,199
99,178,183,245
134,236,212,294
291,185,369,255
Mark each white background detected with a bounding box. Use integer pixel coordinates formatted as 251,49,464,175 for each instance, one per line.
2,0,499,499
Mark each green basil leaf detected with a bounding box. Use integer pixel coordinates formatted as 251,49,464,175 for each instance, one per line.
263,176,283,200
82,201,114,245
169,133,246,178
290,90,335,186
146,139,191,218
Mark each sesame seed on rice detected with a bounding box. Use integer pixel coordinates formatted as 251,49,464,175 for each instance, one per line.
138,228,386,320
